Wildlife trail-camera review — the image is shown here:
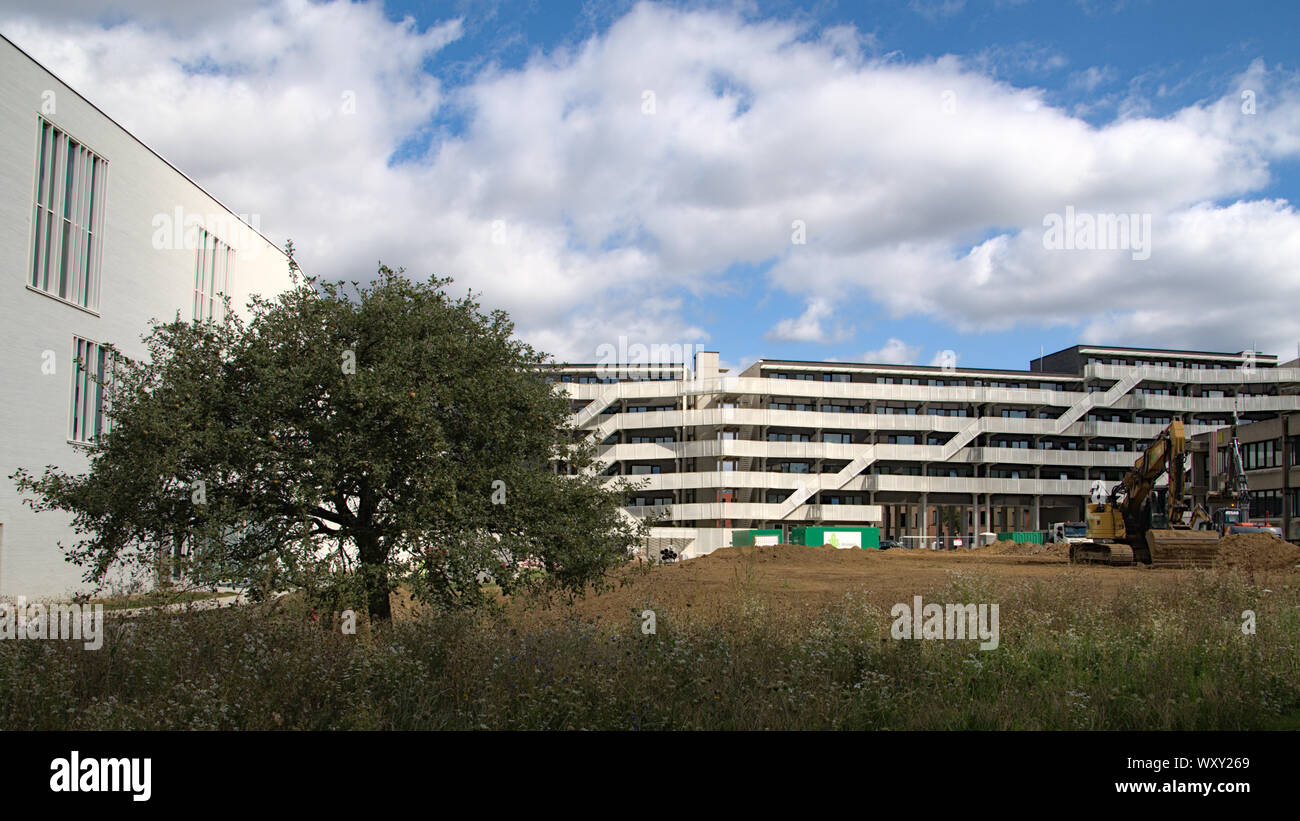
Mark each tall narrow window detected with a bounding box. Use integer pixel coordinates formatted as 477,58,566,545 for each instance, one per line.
70,337,111,444
30,119,108,310
193,227,233,322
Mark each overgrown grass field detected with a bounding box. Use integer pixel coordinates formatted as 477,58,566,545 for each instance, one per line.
2,568,1297,730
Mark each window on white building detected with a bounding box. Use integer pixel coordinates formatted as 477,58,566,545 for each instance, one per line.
69,336,112,443
193,227,234,323
30,119,108,310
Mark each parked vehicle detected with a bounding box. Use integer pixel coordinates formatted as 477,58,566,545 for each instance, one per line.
1048,521,1090,545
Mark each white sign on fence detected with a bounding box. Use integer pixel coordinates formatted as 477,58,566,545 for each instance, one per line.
825,531,862,549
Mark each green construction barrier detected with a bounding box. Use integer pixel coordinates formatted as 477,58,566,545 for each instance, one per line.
731,529,782,547
996,530,1045,544
790,526,881,549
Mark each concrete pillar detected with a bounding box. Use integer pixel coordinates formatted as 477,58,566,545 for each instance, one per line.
1283,413,1293,539
1033,496,1041,530
920,493,929,547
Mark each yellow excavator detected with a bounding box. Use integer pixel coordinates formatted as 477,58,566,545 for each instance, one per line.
1069,419,1221,567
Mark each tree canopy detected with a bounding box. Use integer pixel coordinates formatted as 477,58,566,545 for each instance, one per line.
13,262,647,619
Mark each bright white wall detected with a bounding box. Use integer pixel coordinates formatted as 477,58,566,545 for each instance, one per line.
0,36,294,599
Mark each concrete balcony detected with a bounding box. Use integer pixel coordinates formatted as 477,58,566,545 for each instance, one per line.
597,441,1179,472
614,469,1106,503
623,501,883,523
568,367,1300,434
594,412,1228,445
868,475,1097,496
1085,364,1300,385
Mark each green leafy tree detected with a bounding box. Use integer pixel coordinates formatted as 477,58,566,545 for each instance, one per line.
12,261,647,619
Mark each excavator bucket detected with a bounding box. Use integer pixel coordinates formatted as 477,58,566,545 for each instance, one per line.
1146,529,1220,568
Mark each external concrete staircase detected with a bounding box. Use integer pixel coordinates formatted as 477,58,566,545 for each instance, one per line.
774,446,878,519
1050,368,1144,432
578,367,1156,522
771,369,1150,519
941,416,986,459
572,384,622,428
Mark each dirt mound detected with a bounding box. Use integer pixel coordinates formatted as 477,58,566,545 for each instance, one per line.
1039,542,1070,557
971,539,1065,557
1214,533,1300,572
685,543,875,566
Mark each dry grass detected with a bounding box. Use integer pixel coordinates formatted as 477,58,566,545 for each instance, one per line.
3,546,1298,730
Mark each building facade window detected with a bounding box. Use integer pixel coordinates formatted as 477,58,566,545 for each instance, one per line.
1241,439,1282,471
193,227,234,323
768,432,810,442
1254,489,1282,517
69,337,111,444
30,118,108,310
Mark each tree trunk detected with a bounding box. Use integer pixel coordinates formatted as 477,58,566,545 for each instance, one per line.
355,531,391,621
365,567,391,622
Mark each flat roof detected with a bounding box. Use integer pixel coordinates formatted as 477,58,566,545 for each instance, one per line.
553,342,1285,377
1041,344,1277,361
753,359,1080,379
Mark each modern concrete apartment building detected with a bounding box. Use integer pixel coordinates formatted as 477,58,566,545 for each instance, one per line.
1191,404,1299,541
0,34,293,598
557,345,1300,556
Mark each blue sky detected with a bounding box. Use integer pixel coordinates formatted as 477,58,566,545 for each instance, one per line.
3,0,1299,371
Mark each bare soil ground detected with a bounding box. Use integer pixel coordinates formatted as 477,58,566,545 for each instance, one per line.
507,539,1300,628
513,545,1137,625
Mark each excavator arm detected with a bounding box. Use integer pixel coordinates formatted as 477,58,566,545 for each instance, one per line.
1073,419,1220,567
1106,419,1194,531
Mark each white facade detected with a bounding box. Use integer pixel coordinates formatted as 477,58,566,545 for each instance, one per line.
0,35,294,598
557,346,1300,556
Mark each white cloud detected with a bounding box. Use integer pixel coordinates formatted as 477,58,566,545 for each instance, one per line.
909,0,967,22
861,338,922,365
765,298,851,343
1068,65,1116,92
4,2,1300,359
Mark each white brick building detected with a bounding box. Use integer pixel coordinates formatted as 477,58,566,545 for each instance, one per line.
0,34,293,598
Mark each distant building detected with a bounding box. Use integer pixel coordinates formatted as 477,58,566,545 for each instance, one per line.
1190,361,1299,541
0,34,294,598
554,346,1300,556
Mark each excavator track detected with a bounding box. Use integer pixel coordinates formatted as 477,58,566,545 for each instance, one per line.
1146,529,1220,568
1069,542,1136,566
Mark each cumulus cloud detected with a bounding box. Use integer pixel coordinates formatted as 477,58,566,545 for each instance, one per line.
862,338,922,365
765,298,852,343
4,1,1300,359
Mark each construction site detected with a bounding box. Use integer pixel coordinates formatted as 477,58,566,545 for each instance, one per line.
525,531,1300,628
558,344,1300,565
573,405,1300,609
